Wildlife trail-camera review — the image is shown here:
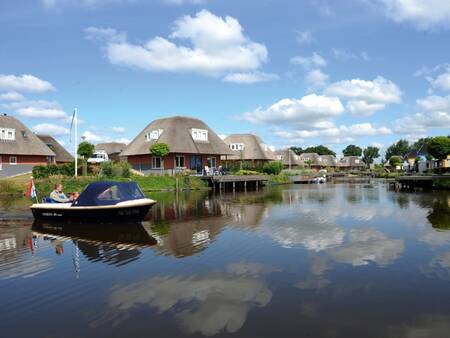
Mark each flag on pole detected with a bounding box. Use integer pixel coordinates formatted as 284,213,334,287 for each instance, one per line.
69,109,76,143
25,179,38,202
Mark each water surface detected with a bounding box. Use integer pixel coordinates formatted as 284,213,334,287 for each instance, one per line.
1,182,450,338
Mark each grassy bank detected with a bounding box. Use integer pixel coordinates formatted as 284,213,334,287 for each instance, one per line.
1,174,208,197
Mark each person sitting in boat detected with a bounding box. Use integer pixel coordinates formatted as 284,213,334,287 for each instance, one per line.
50,184,73,203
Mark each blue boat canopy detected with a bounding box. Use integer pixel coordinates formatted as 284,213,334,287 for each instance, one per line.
72,181,145,207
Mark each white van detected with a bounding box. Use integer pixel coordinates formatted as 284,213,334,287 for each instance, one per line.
87,151,109,164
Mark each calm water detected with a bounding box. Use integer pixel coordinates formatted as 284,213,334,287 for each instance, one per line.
1,182,450,338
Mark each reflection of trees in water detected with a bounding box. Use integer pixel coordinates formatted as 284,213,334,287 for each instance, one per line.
344,185,364,204
428,195,450,229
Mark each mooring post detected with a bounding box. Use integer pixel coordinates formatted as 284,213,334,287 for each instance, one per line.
256,181,259,191
233,181,235,192
244,181,247,192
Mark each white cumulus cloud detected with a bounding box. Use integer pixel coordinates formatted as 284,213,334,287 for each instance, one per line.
32,123,69,136
87,10,270,80
325,76,402,115
0,91,25,101
241,93,344,128
374,0,450,31
0,74,55,93
112,126,125,133
82,130,103,142
223,72,278,84
290,52,327,69
17,106,67,119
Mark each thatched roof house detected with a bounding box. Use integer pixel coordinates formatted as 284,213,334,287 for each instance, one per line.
275,149,302,167
317,155,338,167
37,135,73,163
298,153,320,165
339,156,366,170
121,116,232,173
1,114,55,177
95,142,127,161
222,134,277,164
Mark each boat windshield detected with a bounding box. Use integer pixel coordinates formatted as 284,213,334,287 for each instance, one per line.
72,181,145,206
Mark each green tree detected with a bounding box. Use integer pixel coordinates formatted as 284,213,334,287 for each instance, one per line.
385,139,409,161
290,145,335,156
362,146,380,167
290,146,303,155
428,136,450,160
343,144,362,157
150,143,170,157
77,141,95,159
389,156,403,167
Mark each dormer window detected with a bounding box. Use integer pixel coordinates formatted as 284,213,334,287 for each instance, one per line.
21,130,27,138
0,128,15,140
230,143,244,151
145,129,163,142
192,128,208,141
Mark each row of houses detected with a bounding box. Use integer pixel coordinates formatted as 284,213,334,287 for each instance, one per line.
0,114,367,178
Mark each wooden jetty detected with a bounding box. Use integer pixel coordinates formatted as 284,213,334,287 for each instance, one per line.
290,175,315,184
393,175,449,190
201,175,268,192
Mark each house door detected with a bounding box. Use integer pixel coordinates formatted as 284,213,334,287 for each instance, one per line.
190,155,202,173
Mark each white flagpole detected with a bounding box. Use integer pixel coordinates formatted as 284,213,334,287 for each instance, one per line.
74,108,78,177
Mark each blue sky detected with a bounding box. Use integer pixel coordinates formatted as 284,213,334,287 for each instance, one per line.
1,0,450,157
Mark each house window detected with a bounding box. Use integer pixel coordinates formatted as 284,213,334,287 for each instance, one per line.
207,156,216,168
230,143,244,151
152,156,163,169
9,156,17,165
145,129,163,142
192,128,208,141
175,155,185,168
0,128,15,140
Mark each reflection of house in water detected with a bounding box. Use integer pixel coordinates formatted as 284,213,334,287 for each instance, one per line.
149,196,229,257
0,221,53,279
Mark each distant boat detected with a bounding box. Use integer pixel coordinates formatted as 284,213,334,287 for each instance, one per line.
312,177,326,184
31,181,156,222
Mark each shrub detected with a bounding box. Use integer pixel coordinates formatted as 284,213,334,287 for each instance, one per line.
32,163,76,179
262,161,283,175
238,170,260,175
100,161,131,178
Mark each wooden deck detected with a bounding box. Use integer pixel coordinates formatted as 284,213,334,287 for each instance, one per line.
393,175,449,190
201,175,268,191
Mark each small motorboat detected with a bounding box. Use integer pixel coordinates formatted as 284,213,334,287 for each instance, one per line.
31,181,156,222
312,176,326,184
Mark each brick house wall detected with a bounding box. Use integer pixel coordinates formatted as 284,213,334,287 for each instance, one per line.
127,153,222,174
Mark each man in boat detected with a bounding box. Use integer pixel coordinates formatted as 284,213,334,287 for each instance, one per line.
50,183,73,203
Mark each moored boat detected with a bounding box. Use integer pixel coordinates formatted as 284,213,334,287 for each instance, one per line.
30,181,156,222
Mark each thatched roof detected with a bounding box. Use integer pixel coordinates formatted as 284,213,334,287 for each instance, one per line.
95,142,126,155
317,155,337,167
37,135,73,163
298,153,320,165
339,156,366,167
275,149,302,166
0,115,55,156
223,134,277,161
121,116,233,156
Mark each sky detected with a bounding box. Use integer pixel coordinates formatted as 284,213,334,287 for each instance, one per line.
1,0,450,157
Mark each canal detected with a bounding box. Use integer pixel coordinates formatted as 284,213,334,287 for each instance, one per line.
1,181,450,337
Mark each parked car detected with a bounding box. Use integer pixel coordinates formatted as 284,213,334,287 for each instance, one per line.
87,151,109,164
